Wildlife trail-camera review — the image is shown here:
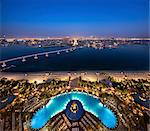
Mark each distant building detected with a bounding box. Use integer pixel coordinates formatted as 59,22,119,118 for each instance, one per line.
73,39,78,46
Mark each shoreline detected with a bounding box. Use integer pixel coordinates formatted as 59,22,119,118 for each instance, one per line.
1,71,149,83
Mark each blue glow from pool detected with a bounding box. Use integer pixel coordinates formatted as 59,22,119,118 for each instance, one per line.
31,92,117,129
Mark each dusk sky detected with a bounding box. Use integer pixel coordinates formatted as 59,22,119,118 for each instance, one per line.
1,0,149,38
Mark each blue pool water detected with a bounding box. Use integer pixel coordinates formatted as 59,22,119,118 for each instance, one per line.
31,92,117,129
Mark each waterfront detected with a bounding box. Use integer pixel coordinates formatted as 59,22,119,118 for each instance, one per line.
1,0,149,130
0,71,149,83
0,43,149,131
0,44,149,72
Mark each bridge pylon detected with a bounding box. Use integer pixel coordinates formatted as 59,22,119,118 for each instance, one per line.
22,57,26,62
34,55,38,59
45,53,49,57
2,62,6,67
0,47,78,65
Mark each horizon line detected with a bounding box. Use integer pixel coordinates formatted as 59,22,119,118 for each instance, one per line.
1,36,150,40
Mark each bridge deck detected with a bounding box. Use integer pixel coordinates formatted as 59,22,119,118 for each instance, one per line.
0,47,77,65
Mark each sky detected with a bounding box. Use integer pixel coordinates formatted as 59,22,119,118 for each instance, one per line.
1,0,149,38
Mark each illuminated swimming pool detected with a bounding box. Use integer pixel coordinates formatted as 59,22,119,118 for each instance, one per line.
31,92,117,129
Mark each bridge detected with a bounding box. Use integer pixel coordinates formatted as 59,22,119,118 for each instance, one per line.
0,47,78,67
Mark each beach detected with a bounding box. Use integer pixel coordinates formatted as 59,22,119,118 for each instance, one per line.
1,71,149,83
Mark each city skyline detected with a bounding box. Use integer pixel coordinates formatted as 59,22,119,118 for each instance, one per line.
1,0,149,38
0,1,149,131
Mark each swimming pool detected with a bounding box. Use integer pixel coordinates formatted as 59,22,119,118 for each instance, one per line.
31,91,117,129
